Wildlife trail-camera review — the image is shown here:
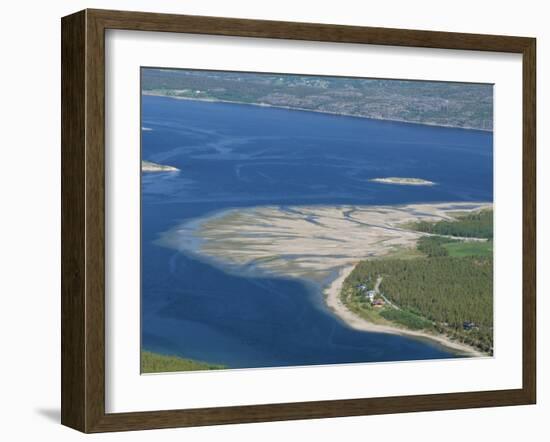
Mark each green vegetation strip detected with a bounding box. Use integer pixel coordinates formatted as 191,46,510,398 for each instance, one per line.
379,308,434,330
443,241,493,257
416,235,493,258
141,351,225,373
409,209,493,239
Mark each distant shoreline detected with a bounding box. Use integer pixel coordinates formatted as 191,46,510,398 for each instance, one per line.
142,91,493,133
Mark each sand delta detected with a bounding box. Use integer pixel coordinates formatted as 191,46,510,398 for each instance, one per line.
159,202,492,356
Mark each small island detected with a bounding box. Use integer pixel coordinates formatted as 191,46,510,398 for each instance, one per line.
142,160,179,172
369,177,436,186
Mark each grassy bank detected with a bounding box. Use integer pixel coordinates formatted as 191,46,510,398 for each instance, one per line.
141,351,226,373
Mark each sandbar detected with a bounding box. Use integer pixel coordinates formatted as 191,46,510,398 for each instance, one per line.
158,202,492,355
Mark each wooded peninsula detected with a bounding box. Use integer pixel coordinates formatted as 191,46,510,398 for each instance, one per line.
340,209,493,354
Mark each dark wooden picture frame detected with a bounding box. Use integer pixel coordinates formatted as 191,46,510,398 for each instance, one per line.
61,8,536,433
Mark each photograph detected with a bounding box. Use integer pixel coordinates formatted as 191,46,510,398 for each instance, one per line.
140,68,494,373
0,0,543,437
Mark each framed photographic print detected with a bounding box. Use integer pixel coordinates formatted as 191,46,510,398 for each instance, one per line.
61,9,536,433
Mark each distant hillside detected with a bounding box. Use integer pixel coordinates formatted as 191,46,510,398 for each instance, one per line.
142,68,493,130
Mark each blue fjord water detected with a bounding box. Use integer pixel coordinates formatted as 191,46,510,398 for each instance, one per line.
141,95,493,369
